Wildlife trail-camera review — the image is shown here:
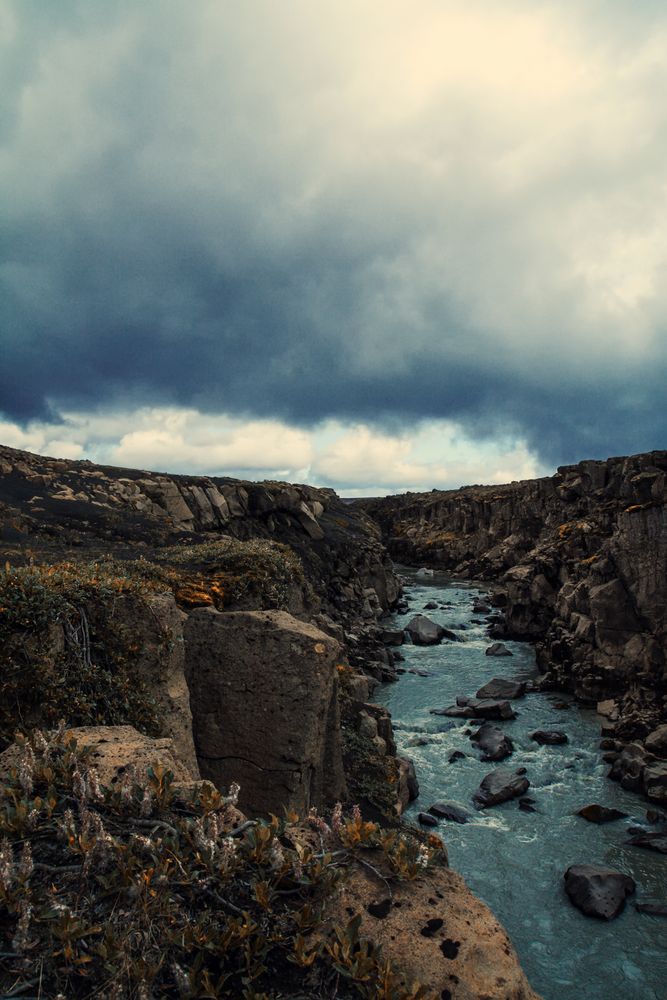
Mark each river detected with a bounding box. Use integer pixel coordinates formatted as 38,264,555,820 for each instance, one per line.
375,568,667,1000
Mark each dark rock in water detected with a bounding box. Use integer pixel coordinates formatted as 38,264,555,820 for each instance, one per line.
423,601,439,610
405,735,432,748
432,698,516,721
393,650,405,662
470,619,483,625
476,677,525,700
519,797,537,813
636,902,667,916
417,811,439,827
564,864,635,920
471,722,514,762
647,809,667,824
577,804,627,824
395,601,410,614
515,766,527,776
381,628,405,646
625,831,667,853
473,767,530,808
485,642,513,657
406,615,446,645
428,801,470,824
473,602,491,613
530,729,568,745
448,750,466,763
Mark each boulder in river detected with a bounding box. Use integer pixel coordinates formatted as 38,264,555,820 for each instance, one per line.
405,615,446,645
636,902,667,916
564,864,635,920
423,601,439,610
381,628,405,646
432,698,516,721
530,729,568,745
418,811,439,827
576,804,627,824
485,642,513,657
471,722,514,762
476,677,526,700
625,831,667,854
645,725,667,758
473,601,491,613
473,767,530,808
448,750,466,763
428,801,470,823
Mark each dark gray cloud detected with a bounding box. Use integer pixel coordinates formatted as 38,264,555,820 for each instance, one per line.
1,0,666,467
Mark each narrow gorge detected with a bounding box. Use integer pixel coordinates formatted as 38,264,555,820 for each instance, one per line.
0,444,665,998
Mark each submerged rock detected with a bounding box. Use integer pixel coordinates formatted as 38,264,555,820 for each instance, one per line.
625,831,667,854
564,864,635,920
636,902,667,916
530,729,568,745
476,677,526,700
473,767,530,808
471,722,514,762
428,801,470,823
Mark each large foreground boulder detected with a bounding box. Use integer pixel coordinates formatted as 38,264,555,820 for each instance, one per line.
564,864,635,919
184,609,346,816
325,864,542,999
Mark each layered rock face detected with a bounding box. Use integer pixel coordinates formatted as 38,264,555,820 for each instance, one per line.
0,443,398,627
183,608,346,816
362,451,667,799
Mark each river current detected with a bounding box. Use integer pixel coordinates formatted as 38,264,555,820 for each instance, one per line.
376,568,667,1000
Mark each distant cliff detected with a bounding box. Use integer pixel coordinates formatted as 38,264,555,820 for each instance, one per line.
360,451,667,804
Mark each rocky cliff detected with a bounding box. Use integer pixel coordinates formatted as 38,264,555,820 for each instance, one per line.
361,451,667,804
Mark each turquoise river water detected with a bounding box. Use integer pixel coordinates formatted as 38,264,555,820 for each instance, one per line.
376,568,667,1000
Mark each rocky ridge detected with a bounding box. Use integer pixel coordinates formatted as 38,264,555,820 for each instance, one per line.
361,451,667,804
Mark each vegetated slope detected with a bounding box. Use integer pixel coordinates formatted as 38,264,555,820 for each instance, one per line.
360,451,667,804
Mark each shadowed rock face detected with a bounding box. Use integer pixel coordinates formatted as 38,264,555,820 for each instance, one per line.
183,608,346,816
360,450,667,799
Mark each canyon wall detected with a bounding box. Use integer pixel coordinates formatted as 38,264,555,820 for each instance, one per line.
362,451,667,803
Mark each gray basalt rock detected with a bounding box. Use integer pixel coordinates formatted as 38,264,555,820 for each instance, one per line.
184,608,346,817
485,642,513,657
471,723,514,762
405,615,446,645
564,864,635,919
473,767,530,808
476,677,525,700
432,698,516,721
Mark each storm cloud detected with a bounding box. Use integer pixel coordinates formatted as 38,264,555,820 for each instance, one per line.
1,0,666,475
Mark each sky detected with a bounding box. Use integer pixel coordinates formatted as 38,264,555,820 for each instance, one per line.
1,1,666,495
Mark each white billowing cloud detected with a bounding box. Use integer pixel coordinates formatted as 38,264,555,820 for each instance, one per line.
0,408,547,495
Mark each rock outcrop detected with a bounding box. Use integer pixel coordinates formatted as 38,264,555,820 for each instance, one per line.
361,450,667,799
183,608,346,816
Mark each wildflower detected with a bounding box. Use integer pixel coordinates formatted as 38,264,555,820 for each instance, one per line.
140,786,154,818
269,841,285,869
224,781,240,806
352,803,362,825
18,842,33,881
308,807,331,836
0,838,13,891
17,746,35,796
331,801,343,835
171,962,191,997
416,845,430,869
31,729,48,755
72,765,87,802
88,767,104,802
12,899,32,954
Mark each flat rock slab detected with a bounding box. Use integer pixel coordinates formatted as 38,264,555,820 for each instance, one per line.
485,642,513,657
471,723,514,762
636,902,667,916
476,677,526,700
473,767,530,808
530,729,568,745
625,831,667,854
432,698,516,721
577,804,627,824
564,865,635,920
428,801,471,823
